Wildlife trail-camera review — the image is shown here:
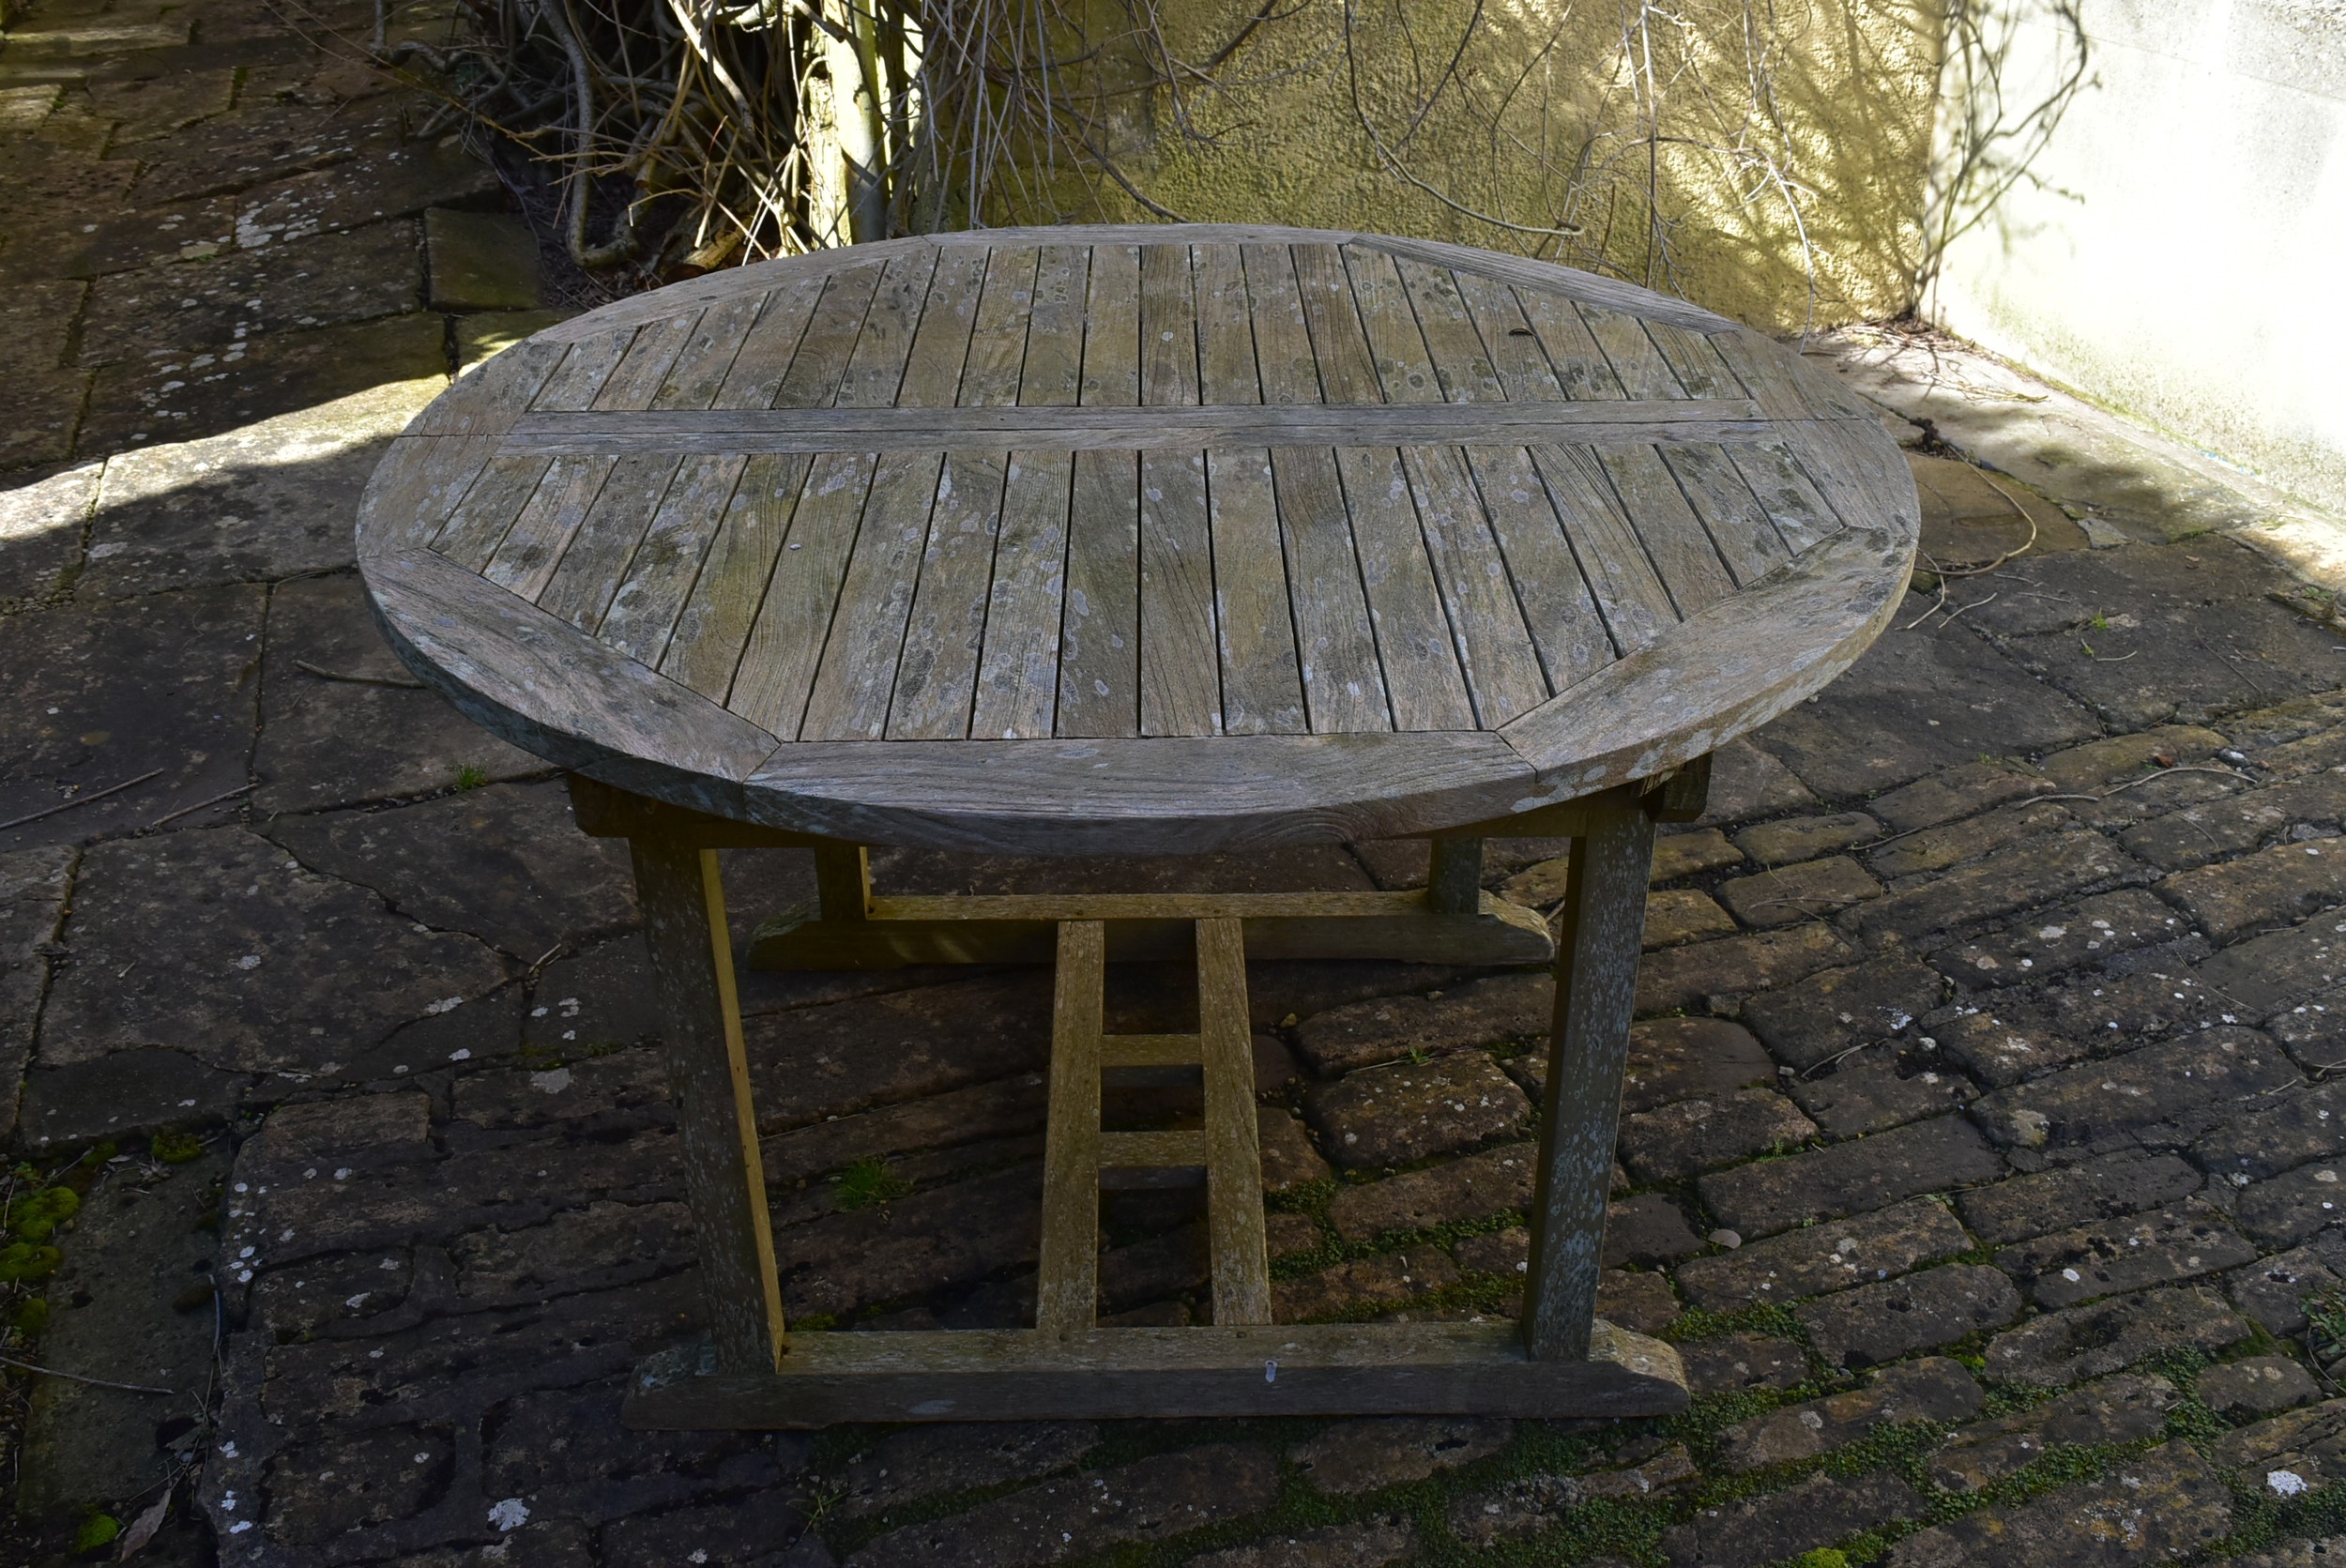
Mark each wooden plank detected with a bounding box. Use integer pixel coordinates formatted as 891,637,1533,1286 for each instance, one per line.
629,836,786,1372
832,247,940,408
886,449,1008,739
1057,244,1142,740
368,547,778,807
1037,921,1104,1335
1332,447,1475,731
1019,243,1090,405
796,449,948,739
658,453,814,702
360,434,503,556
1196,917,1272,1326
529,326,639,411
1526,445,1682,657
522,235,934,343
1424,838,1485,915
733,249,955,736
962,245,1042,404
594,312,704,411
1363,233,1738,332
621,1318,1687,1426
569,773,835,847
1101,1033,1201,1068
1461,446,1615,693
815,842,871,920
971,450,1074,738
1342,245,1442,404
481,455,616,601
881,246,1025,739
1398,445,1550,725
1240,243,1384,733
1660,442,1791,586
1099,1130,1207,1168
740,729,1542,856
535,455,685,630
1521,804,1654,1361
1498,525,1916,791
1268,447,1389,733
720,450,876,734
747,893,1554,969
653,291,774,411
407,335,571,435
777,268,891,408
1208,449,1306,735
1394,259,1505,402
1082,244,1143,408
1645,321,1745,399
661,267,906,699
1512,288,1628,401
1192,243,1261,403
1140,244,1201,406
1059,449,1139,739
500,400,1774,454
1139,449,1220,737
1594,445,1740,617
1580,308,1685,401
1452,271,1566,402
1725,441,1844,556
1708,327,1881,422
598,454,752,664
1289,242,1385,404
428,453,557,572
895,243,989,407
1239,244,1320,403
1791,418,1920,541
714,267,862,409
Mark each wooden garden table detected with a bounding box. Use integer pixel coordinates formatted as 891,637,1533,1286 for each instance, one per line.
356,223,1917,1427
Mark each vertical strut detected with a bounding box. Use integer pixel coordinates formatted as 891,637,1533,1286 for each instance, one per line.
630,838,786,1371
1520,803,1656,1361
1196,918,1271,1324
1036,920,1105,1334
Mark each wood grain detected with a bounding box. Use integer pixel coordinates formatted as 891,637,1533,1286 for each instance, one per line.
630,836,787,1371
1197,917,1272,1325
1056,243,1143,739
1038,920,1105,1335
364,225,1918,858
1521,803,1654,1361
500,400,1775,454
621,1318,1686,1425
1139,449,1220,737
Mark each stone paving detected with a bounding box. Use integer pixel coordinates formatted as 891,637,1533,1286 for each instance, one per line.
15,2,2346,1563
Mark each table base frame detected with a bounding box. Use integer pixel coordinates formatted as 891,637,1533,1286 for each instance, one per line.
571,761,1707,1428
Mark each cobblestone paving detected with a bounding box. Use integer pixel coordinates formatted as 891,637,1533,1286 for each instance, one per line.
14,2,2346,1563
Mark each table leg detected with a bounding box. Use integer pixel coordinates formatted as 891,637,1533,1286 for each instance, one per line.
630,834,787,1373
1424,836,1485,915
1519,800,1656,1362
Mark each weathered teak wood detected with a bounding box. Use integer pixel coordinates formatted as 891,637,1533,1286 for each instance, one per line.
1521,799,1658,1361
1196,918,1272,1325
625,1319,1686,1426
627,834,786,1372
365,224,1908,1431
359,224,1914,858
1036,921,1105,1336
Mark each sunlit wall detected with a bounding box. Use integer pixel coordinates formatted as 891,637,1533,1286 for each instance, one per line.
1002,0,1944,334
1927,0,2346,515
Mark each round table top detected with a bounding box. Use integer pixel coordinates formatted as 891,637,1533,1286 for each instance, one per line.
357,224,1917,855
